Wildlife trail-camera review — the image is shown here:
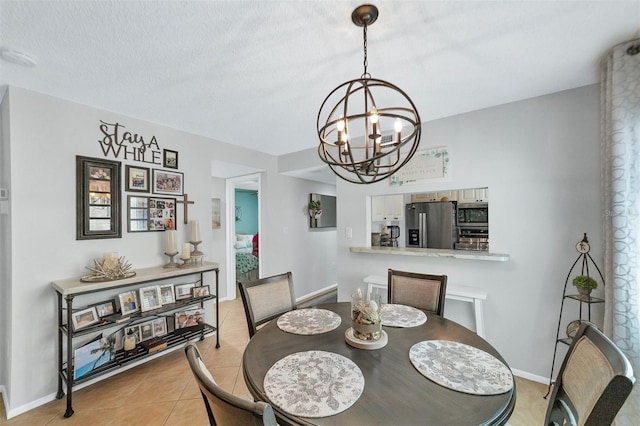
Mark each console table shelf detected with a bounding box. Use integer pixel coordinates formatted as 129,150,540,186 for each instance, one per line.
52,261,220,418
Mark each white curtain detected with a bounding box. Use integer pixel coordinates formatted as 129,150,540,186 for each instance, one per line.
601,37,640,425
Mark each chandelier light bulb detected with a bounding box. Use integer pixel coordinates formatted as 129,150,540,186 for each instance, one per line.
370,107,379,124
394,118,403,133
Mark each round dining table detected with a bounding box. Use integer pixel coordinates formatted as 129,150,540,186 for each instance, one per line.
242,302,516,426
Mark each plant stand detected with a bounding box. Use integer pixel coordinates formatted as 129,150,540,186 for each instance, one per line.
544,233,605,398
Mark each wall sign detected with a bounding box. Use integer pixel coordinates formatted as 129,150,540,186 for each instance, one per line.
98,120,165,166
389,146,450,186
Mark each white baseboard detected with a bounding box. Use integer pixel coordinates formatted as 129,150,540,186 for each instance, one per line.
1,384,9,419
296,283,338,305
511,368,550,385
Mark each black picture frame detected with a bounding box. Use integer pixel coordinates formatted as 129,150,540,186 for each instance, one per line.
90,300,117,318
125,165,150,193
163,149,179,169
76,156,122,240
127,195,177,232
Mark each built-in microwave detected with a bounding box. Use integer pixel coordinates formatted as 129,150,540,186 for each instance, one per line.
457,203,488,227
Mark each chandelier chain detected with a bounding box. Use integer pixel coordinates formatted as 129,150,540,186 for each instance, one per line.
362,23,369,78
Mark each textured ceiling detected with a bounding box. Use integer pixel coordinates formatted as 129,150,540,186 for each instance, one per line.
1,0,639,160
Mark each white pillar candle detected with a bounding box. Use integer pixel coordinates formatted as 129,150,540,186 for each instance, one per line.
165,230,177,254
182,243,191,260
190,220,200,242
103,252,118,269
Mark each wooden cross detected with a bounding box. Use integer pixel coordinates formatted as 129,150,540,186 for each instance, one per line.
176,193,194,224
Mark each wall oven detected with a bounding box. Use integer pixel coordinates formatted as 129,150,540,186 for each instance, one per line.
457,203,488,227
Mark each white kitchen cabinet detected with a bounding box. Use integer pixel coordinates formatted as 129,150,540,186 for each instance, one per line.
437,190,458,201
458,188,489,203
372,195,404,221
411,191,457,202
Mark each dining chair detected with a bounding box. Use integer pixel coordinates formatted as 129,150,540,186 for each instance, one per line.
184,342,278,426
544,322,635,426
387,269,447,315
238,271,296,338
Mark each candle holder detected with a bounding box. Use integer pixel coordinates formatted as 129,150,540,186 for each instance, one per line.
179,257,192,268
163,252,179,268
190,240,203,256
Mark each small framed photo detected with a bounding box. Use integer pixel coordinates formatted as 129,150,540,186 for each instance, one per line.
139,321,155,342
152,169,183,196
152,317,168,337
118,290,140,315
163,149,179,169
174,283,195,300
124,325,141,343
139,286,162,312
192,285,210,298
125,165,150,193
175,309,205,329
91,300,116,318
159,284,175,305
71,306,100,331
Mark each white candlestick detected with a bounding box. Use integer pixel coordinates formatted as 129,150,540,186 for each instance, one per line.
182,243,191,260
190,220,200,242
165,230,176,253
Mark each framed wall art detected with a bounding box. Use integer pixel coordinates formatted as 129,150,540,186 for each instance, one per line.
76,156,122,240
163,149,179,169
125,165,150,192
152,169,183,196
127,195,176,232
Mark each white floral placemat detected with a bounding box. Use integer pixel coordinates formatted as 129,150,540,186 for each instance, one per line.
409,340,514,395
276,309,341,335
264,350,364,418
381,304,427,327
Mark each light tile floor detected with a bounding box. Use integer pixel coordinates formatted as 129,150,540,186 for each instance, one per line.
1,299,549,425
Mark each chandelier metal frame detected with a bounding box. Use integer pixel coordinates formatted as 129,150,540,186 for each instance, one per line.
317,4,421,184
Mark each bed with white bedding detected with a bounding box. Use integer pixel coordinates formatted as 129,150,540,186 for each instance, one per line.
235,233,259,281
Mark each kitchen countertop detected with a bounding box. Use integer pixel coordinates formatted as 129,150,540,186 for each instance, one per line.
349,246,510,262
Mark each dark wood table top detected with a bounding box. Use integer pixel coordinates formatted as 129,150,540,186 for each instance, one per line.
242,302,516,426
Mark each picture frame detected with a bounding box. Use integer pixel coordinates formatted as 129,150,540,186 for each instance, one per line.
124,325,141,343
74,337,111,380
139,321,155,342
71,306,100,331
152,169,183,196
76,156,122,240
125,165,150,193
174,308,205,329
159,284,175,305
127,195,176,232
152,317,168,337
192,285,210,298
118,290,140,315
91,300,116,319
163,149,179,169
139,286,162,312
174,282,195,300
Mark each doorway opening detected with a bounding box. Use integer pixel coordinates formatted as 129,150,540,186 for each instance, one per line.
226,173,261,300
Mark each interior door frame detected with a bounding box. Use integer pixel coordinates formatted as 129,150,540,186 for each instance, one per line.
225,173,261,299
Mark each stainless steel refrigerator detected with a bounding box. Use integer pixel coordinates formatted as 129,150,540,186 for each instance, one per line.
405,202,457,249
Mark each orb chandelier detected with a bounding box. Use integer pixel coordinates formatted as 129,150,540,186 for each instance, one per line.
317,4,421,184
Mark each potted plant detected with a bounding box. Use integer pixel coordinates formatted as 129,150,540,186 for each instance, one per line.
308,200,322,218
572,275,598,296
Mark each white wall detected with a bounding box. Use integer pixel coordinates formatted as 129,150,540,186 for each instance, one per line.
0,86,336,415
335,84,603,381
0,87,11,404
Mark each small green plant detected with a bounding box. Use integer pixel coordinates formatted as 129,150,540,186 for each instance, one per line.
308,200,322,211
572,275,598,290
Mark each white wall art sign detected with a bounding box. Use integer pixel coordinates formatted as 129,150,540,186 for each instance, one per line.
389,147,450,186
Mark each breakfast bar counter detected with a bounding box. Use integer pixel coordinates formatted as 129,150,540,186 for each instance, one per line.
349,246,510,262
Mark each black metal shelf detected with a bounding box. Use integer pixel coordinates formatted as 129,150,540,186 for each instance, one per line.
53,263,220,418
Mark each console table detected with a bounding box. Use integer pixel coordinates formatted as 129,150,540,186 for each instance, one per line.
52,261,220,417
